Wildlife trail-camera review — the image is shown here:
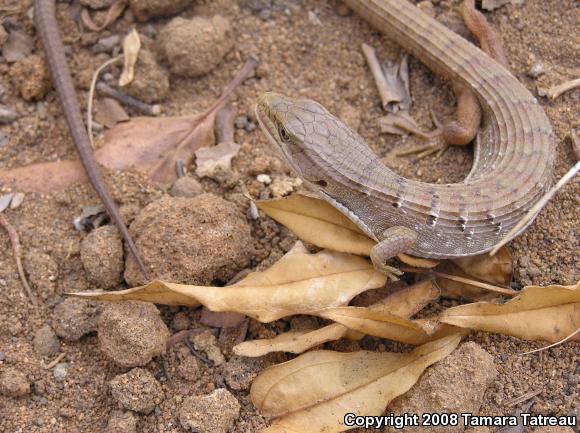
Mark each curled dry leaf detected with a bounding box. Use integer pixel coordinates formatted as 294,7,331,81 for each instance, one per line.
80,0,126,32
71,242,386,322
440,281,580,342
119,28,141,87
234,280,439,356
252,335,461,433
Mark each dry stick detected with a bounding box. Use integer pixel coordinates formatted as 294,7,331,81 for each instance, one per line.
42,352,66,369
505,390,543,408
547,78,580,100
520,327,580,356
361,43,393,111
401,266,518,296
97,82,161,116
0,214,37,305
215,103,236,144
490,160,580,256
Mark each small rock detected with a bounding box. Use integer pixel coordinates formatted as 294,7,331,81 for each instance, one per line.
53,363,68,381
24,248,58,299
9,54,51,101
80,225,124,290
174,346,201,381
223,356,266,391
109,368,164,414
527,62,546,78
129,0,194,21
158,16,233,77
53,298,100,341
270,175,302,198
124,194,254,286
93,34,120,54
105,411,137,433
0,104,21,124
2,30,34,62
170,176,203,198
0,131,9,147
98,301,169,368
179,389,240,433
33,325,60,357
256,173,272,184
0,368,30,397
170,311,190,331
124,49,170,103
387,342,498,433
191,331,225,366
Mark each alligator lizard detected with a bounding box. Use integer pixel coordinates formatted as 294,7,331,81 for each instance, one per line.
34,0,149,278
256,0,554,269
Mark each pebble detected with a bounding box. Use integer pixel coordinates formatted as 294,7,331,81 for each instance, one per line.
129,0,194,22
158,16,233,78
105,411,137,433
234,115,256,131
0,104,20,124
124,194,254,287
80,225,124,290
527,62,546,78
178,389,240,433
0,131,8,147
93,34,120,54
387,342,498,433
256,173,272,184
33,324,60,358
109,368,164,414
124,49,170,103
170,176,203,198
53,363,68,382
98,301,169,368
2,30,34,62
53,298,100,341
0,367,30,397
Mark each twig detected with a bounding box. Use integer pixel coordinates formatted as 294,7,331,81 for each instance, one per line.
87,55,123,147
42,352,66,369
0,214,37,305
520,327,580,356
401,267,519,296
490,160,580,256
96,82,161,116
505,390,543,407
546,78,580,100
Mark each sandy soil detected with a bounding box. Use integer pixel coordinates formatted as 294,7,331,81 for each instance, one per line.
0,0,578,432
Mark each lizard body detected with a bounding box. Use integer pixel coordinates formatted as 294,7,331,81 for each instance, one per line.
256,0,554,262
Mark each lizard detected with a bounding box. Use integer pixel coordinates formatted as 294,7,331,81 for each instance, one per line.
34,0,149,279
255,0,554,274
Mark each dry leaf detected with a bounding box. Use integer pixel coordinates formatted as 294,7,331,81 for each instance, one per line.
72,242,386,322
119,28,141,87
234,280,438,356
257,194,374,256
440,281,580,342
80,1,126,32
252,335,461,432
195,141,241,178
94,97,129,129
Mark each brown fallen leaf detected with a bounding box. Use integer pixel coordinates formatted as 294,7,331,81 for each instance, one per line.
440,281,580,342
0,59,257,192
80,0,126,32
71,242,387,322
234,280,439,356
94,97,129,129
251,335,461,432
119,28,141,87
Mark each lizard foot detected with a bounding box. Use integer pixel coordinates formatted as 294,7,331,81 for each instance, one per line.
395,111,449,159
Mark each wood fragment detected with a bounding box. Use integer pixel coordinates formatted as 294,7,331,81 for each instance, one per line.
546,78,580,100
0,214,37,305
42,352,66,369
97,82,161,116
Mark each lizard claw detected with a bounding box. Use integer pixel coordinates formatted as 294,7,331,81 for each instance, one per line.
395,110,449,159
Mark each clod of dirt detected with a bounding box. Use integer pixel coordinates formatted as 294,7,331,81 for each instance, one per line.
123,49,170,103
158,16,233,77
178,388,240,433
387,342,498,433
9,55,51,101
170,311,190,331
223,355,267,391
0,367,30,397
129,0,194,22
80,225,124,290
105,410,137,433
53,298,100,341
109,367,164,414
24,248,58,299
124,194,254,286
170,176,203,198
174,346,201,382
98,301,169,367
33,324,60,358
191,330,225,366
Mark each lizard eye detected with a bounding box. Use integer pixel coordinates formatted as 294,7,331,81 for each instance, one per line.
278,124,291,142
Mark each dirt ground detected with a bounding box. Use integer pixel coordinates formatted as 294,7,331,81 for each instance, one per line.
0,0,578,432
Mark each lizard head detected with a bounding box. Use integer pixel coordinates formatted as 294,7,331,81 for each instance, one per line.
255,92,365,192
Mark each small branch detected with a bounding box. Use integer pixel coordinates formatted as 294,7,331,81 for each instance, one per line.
97,82,161,116
0,214,37,305
490,161,580,256
546,78,580,100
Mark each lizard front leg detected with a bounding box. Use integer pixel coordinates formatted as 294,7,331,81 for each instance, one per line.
370,226,418,280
